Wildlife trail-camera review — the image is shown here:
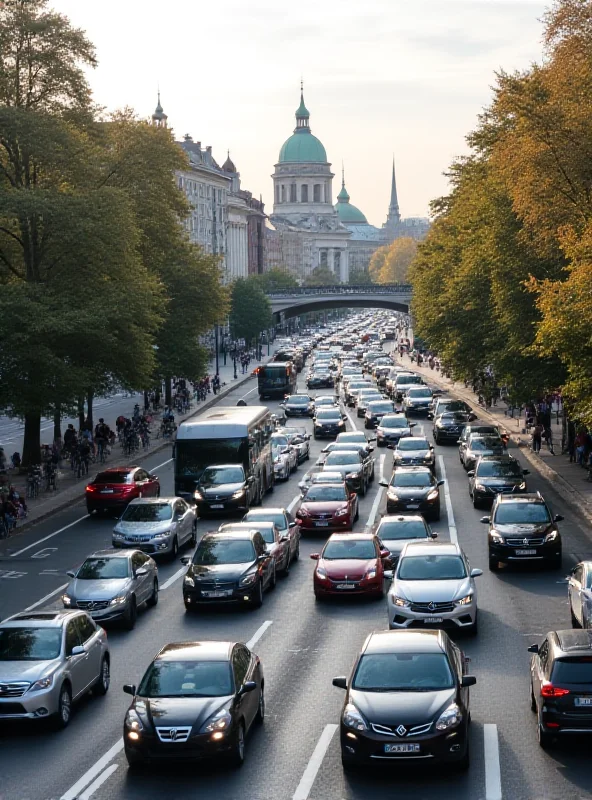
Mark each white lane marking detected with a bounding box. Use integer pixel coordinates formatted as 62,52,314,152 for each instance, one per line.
484,723,502,800
287,494,301,513
160,566,187,590
344,410,356,429
79,764,119,800
292,723,338,800
438,455,458,544
152,457,173,471
24,582,69,612
365,457,386,532
243,386,258,397
246,620,273,650
10,515,89,558
60,739,124,800
378,453,386,483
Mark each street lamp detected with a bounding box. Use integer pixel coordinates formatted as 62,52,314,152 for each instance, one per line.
233,354,238,380
214,324,220,378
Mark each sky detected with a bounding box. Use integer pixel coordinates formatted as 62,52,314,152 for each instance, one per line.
52,0,548,226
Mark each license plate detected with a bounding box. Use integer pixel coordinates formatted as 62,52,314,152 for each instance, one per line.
575,697,592,706
315,521,330,526
202,590,232,598
423,617,443,623
210,504,224,509
336,583,356,590
516,549,536,556
385,743,420,754
101,489,114,494
406,504,420,509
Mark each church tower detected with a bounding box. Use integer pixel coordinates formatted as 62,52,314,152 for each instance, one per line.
382,157,401,238
151,91,168,128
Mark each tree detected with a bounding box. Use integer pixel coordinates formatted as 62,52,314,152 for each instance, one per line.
229,278,273,346
250,268,299,293
369,238,418,284
303,265,337,286
348,266,372,285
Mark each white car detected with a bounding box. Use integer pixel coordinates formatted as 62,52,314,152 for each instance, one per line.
388,541,482,635
271,433,298,480
280,426,311,463
568,561,592,628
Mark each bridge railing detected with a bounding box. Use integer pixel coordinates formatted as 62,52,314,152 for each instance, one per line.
267,284,412,297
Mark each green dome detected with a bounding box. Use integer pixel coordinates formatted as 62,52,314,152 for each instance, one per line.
335,181,368,223
279,131,327,163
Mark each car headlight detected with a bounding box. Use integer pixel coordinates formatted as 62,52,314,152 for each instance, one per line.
231,489,246,500
29,675,53,692
474,483,486,491
239,571,258,587
112,532,125,539
387,491,399,501
391,594,409,607
489,532,504,544
194,490,203,500
436,702,462,731
365,568,377,580
184,575,195,587
349,472,360,479
342,702,368,732
125,709,144,731
201,708,232,733
110,595,128,605
545,531,558,542
456,594,473,606
423,454,434,462
517,482,526,490
316,567,328,580
426,489,439,501
335,506,350,517
153,530,172,539
62,594,72,606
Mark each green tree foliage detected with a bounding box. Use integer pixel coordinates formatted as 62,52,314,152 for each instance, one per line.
229,278,272,345
303,265,337,286
348,266,372,285
250,268,299,292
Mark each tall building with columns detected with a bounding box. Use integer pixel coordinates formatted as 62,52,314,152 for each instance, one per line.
269,88,350,282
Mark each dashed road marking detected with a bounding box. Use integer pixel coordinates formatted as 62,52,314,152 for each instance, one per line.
484,723,502,800
438,455,457,544
292,724,338,800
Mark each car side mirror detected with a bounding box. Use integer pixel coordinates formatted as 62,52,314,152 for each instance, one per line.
409,422,417,428
280,534,289,543
342,414,347,420
470,568,483,577
379,480,389,488
247,476,256,484
239,681,257,696
332,676,347,690
383,570,394,580
310,553,320,560
480,516,491,524
437,479,445,486
461,676,477,688
135,568,148,577
527,644,539,654
431,532,438,539
180,556,191,565
369,437,377,442
66,570,76,578
368,446,374,452
289,521,297,528
350,492,357,499
123,684,136,696
258,553,269,562
554,514,564,522
380,549,391,559
523,469,530,475
467,470,475,478
70,645,86,657
427,413,433,420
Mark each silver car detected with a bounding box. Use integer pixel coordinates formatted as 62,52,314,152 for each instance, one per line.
243,507,301,564
63,549,159,630
0,610,110,728
568,561,592,628
112,497,197,558
388,541,482,635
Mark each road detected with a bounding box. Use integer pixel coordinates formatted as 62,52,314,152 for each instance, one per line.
2,363,592,800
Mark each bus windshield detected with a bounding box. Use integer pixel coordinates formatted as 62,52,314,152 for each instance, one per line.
176,438,249,479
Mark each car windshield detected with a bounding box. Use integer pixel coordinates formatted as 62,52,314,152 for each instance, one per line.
380,417,408,429
244,512,286,530
271,436,289,448
139,660,233,698
77,557,130,579
398,555,467,580
407,388,432,398
322,540,376,560
0,628,62,661
192,539,256,565
439,401,468,413
397,376,423,385
440,413,468,422
476,462,522,478
325,453,360,466
397,439,429,451
317,409,340,420
552,658,592,684
288,396,309,404
352,653,454,691
201,466,245,484
368,402,393,413
469,437,501,451
493,503,551,524
377,520,429,540
392,472,433,487
121,503,173,522
305,486,348,502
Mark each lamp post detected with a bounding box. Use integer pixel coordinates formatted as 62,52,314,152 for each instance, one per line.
233,353,238,380
214,324,220,378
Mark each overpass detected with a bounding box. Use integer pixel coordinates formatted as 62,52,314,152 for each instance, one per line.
267,284,412,319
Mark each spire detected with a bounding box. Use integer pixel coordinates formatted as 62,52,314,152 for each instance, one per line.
151,90,168,128
337,161,350,202
295,80,311,132
222,149,236,173
388,156,400,223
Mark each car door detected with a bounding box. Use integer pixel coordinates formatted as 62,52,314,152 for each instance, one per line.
531,639,550,710
569,565,584,624
75,614,103,691
133,469,148,498
64,619,88,699
253,533,273,587
131,551,151,603
233,645,259,730
174,500,189,545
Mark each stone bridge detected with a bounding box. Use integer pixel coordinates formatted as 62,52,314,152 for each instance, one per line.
267,284,412,319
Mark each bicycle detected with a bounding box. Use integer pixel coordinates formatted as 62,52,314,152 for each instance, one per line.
97,440,107,464
26,468,42,499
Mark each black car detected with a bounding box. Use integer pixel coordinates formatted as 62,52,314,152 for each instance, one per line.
393,437,436,473
468,455,529,508
192,465,256,516
481,492,563,571
364,400,396,430
376,414,415,448
333,629,475,770
374,514,437,568
313,408,346,439
280,394,315,417
529,629,592,749
182,530,275,609
432,412,473,444
380,467,444,520
307,372,334,389
123,640,264,767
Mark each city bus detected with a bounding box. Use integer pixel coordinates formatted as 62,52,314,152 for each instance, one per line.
174,406,274,504
256,361,297,400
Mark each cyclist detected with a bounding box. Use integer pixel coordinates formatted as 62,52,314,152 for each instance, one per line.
77,437,92,476
94,418,111,462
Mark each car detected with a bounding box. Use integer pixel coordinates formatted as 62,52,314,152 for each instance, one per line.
85,467,160,515
432,411,473,445
356,390,384,418
112,497,197,557
481,492,563,571
219,521,291,577
528,629,592,749
243,507,301,564
313,394,340,409
388,542,482,634
297,482,359,531
280,394,315,417
376,414,415,448
182,529,275,609
380,467,444,520
458,422,504,458
467,455,529,508
461,434,505,471
336,430,373,446
402,387,434,415
271,433,299,477
298,469,345,494
0,610,110,728
307,371,334,389
193,464,258,515
429,398,473,420
63,549,159,630
311,533,389,599
317,442,375,479
393,373,425,402
332,629,475,770
123,640,264,767
344,379,373,406
567,561,592,628
393,437,436,473
374,514,437,568
313,407,346,439
280,426,311,463
364,399,396,429
323,450,369,496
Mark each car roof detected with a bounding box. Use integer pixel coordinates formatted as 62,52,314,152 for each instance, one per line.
391,465,432,474
2,610,80,627
364,629,446,655
377,514,427,525
201,530,255,542
203,463,245,470
127,497,177,506
96,466,138,475
244,508,287,516
553,630,592,654
401,541,460,557
156,641,234,661
312,472,346,482
219,522,275,533
87,548,132,559
327,532,375,541
476,454,518,464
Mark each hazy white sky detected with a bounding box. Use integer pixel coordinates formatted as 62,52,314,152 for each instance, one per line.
52,0,547,225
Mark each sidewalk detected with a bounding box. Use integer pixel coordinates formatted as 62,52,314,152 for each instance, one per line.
399,355,592,524
1,350,274,539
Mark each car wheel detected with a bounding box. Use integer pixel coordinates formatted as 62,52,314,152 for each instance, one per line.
53,683,72,730
468,614,478,636
341,751,359,772
123,597,137,630
433,434,440,445
155,487,161,498
354,504,359,522
472,495,481,509
93,657,110,696
377,440,385,448
430,506,441,522
190,521,198,547
314,592,324,602
305,449,310,461
359,481,367,498
231,722,246,767
147,579,159,607
488,555,500,572
538,722,553,750
169,536,179,561
252,580,264,609
256,685,265,724
282,553,290,577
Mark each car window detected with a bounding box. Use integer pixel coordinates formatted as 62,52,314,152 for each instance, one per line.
380,417,408,429
232,646,250,687
398,555,467,580
538,640,550,675
139,659,233,697
391,472,432,487
476,462,521,478
131,552,145,572
552,658,592,684
193,538,256,565
94,472,132,484
244,512,287,531
76,615,96,644
353,652,454,691
122,503,173,522
322,540,376,560
493,502,551,525
257,526,276,544
407,388,433,398
573,565,584,584
65,620,82,655
0,628,62,661
135,470,148,482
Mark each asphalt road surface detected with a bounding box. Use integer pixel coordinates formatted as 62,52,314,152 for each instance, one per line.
1,367,592,800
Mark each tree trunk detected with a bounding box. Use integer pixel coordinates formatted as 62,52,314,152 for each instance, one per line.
86,390,94,431
77,396,85,430
144,390,149,411
164,377,172,407
22,412,41,467
53,405,62,442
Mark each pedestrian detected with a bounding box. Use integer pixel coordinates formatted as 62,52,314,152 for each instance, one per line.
567,420,576,462
531,422,543,454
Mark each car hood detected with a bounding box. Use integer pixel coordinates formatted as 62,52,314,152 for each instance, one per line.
395,449,431,459
393,577,472,603
350,687,455,727
476,477,521,487
139,696,233,732
301,501,344,514
320,558,375,579
68,577,131,600
388,487,431,499
198,482,245,496
191,562,254,581
378,427,410,436
0,658,61,684
114,520,172,535
493,522,554,537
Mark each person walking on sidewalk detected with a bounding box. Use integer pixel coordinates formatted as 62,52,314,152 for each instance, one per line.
531,422,543,454
567,420,576,462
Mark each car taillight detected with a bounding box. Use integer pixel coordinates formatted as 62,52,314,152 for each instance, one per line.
86,485,97,492
541,683,570,698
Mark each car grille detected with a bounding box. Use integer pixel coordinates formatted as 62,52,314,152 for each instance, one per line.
156,726,192,743
371,722,433,737
310,513,332,520
196,581,235,591
126,534,153,542
506,537,545,546
410,601,455,614
0,702,27,714
329,579,360,587
76,600,110,611
0,682,29,698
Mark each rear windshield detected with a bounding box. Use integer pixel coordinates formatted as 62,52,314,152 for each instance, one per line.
552,658,592,684
397,439,429,451
407,388,433,398
287,396,309,404
469,437,502,451
244,512,286,530
377,520,429,540
392,472,433,487
122,503,173,522
368,402,394,413
396,376,423,385
95,472,131,484
305,485,348,502
493,503,551,525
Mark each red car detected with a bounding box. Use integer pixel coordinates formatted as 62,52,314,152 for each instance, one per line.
311,533,390,599
296,482,359,531
85,467,160,515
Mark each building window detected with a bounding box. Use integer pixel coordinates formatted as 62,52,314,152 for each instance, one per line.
313,184,321,202
290,183,297,202
199,184,204,197
301,184,308,203
275,184,280,204
281,185,286,203
217,189,221,202
320,249,328,267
